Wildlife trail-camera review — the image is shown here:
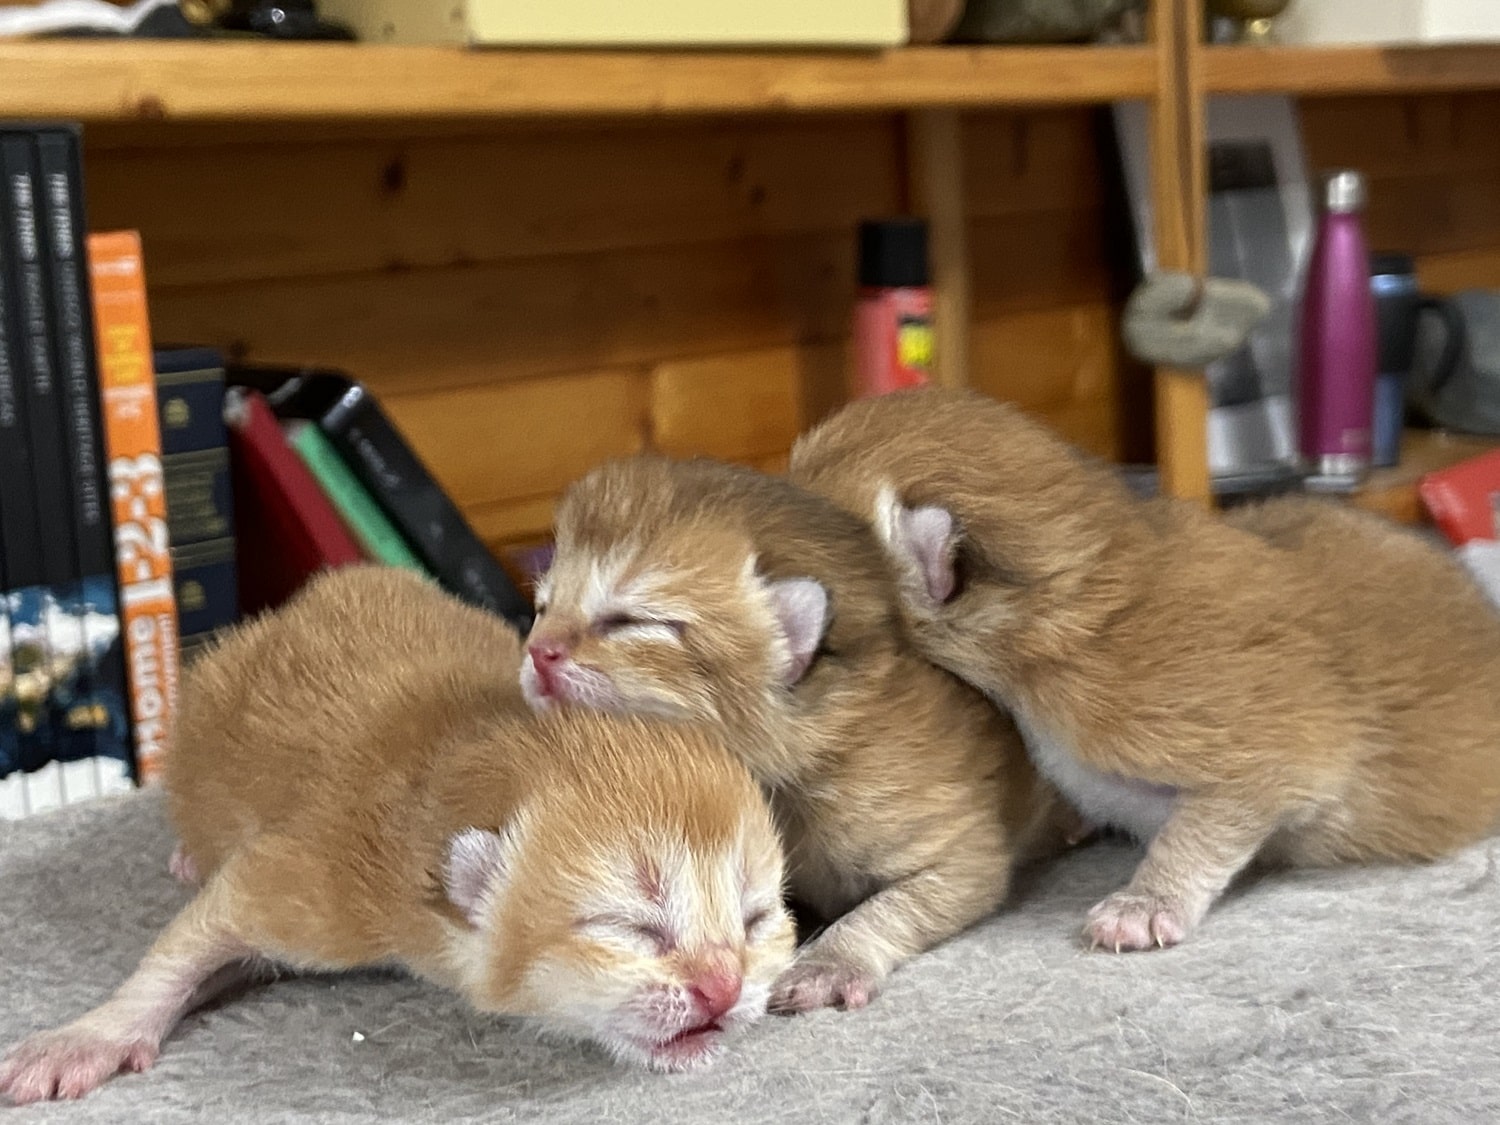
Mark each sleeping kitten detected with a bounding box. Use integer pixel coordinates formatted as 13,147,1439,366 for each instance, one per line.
788,386,1500,952
0,567,795,1104
521,456,1076,1011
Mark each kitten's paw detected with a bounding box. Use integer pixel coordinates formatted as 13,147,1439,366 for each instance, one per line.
168,842,200,886
1084,891,1189,953
769,959,879,1013
0,1025,158,1104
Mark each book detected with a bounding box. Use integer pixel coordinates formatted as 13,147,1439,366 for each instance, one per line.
0,137,44,780
34,127,134,781
0,479,17,780
154,346,238,665
228,365,535,633
224,386,364,616
1419,448,1500,547
2,129,72,772
88,230,180,783
283,419,428,573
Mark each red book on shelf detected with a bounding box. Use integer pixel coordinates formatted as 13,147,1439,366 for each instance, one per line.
224,387,365,615
1419,448,1500,546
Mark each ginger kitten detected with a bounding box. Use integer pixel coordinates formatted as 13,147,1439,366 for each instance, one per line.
789,387,1500,952
522,455,1075,1011
1,567,794,1103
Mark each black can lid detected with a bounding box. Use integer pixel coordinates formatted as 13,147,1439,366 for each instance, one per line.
1369,251,1415,277
859,218,929,288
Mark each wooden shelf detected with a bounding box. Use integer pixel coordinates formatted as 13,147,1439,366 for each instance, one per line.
1350,429,1500,525
0,41,1157,123
1205,44,1500,97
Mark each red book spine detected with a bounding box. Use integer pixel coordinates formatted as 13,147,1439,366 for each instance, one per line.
224,388,364,615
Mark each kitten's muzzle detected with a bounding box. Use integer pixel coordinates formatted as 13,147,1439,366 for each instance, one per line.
526,642,569,697
688,970,742,1022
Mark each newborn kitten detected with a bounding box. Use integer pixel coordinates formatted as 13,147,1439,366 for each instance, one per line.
0,567,794,1104
522,455,1075,1011
789,387,1500,952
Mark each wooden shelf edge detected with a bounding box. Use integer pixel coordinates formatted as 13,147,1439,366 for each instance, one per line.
1349,428,1500,525
1205,43,1500,97
0,41,1158,122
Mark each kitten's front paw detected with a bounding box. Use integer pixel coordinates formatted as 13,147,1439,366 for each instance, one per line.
769,958,879,1013
0,1025,158,1104
1084,891,1189,952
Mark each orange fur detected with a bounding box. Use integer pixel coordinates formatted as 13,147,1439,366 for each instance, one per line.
0,567,794,1104
789,387,1500,951
526,456,1076,1011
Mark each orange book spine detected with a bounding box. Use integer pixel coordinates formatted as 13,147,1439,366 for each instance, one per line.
87,231,180,784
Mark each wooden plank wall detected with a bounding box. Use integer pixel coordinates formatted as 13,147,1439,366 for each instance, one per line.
82,108,1132,561
1302,92,1500,295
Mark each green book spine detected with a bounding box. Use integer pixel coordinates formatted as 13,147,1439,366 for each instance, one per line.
284,420,429,573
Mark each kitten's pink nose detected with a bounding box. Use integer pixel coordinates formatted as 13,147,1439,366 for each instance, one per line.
527,642,569,693
688,970,742,1021
529,641,569,668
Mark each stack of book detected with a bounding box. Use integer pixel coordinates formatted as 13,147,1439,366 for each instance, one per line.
224,365,534,632
1,124,534,818
1,127,156,815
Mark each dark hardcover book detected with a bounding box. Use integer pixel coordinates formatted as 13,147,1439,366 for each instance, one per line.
224,386,364,616
0,535,16,779
227,364,535,632
1,130,65,772
0,242,25,778
155,346,239,659
35,126,133,778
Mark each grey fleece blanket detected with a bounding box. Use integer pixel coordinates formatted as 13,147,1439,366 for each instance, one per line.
2,791,1497,1124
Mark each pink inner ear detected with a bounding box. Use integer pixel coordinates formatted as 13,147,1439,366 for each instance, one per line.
767,578,829,686
899,505,958,604
444,828,508,928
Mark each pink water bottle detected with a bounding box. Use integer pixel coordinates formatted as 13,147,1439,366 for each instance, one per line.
1297,170,1378,492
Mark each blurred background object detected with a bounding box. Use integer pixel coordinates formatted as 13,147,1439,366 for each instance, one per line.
1206,0,1290,44
949,0,1137,43
907,0,964,43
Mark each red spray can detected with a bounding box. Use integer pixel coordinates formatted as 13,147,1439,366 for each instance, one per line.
852,219,934,397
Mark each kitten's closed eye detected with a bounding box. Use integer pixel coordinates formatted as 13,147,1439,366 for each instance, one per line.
577,912,678,955
594,613,688,641
743,907,773,940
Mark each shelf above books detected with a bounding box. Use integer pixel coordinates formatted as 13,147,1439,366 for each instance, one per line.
1205,44,1500,97
0,41,1158,123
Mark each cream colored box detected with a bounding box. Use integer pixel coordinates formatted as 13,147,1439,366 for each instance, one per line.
318,0,909,47
1277,0,1500,45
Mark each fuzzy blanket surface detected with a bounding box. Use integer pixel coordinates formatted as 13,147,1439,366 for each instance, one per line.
2,790,1497,1124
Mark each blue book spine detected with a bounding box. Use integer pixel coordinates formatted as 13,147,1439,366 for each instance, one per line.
155,347,238,662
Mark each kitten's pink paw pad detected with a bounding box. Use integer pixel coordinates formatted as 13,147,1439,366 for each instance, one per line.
1084,892,1189,953
168,843,199,886
0,1028,159,1104
769,960,878,1013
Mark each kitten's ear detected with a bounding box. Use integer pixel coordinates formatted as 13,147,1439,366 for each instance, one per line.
443,826,516,928
765,577,829,686
875,487,959,605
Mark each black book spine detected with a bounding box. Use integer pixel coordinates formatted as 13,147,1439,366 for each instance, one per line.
0,505,15,780
0,219,25,778
319,384,535,632
36,127,134,778
1,131,65,770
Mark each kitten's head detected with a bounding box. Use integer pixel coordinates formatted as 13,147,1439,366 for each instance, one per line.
441,713,795,1072
520,455,896,781
788,388,1132,666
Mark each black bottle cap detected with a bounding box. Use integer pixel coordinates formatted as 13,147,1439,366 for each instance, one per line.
858,218,929,288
